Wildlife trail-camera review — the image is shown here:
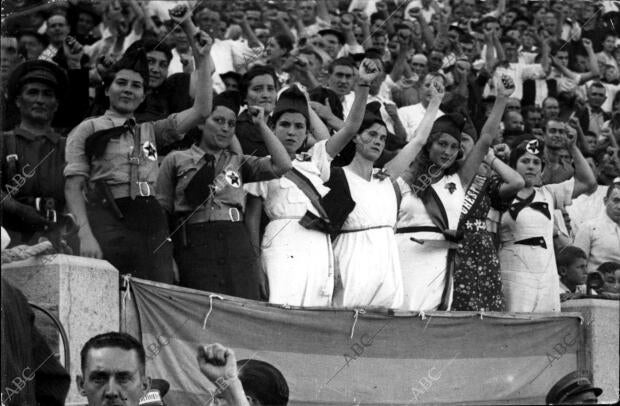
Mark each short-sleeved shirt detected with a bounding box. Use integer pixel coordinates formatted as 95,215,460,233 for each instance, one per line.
156,144,279,214
244,140,332,219
64,110,183,199
574,213,620,273
397,103,444,141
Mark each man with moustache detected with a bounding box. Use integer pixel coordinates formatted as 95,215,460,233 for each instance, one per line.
541,119,575,184
1,60,69,246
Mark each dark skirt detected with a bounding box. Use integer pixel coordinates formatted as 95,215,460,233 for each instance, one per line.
87,197,174,284
452,230,505,312
173,221,261,300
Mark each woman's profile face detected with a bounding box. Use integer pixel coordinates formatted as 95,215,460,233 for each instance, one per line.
460,133,475,160
428,133,460,168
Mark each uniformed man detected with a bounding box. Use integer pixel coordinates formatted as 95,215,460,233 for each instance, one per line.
63,28,214,283
1,60,69,246
156,91,292,299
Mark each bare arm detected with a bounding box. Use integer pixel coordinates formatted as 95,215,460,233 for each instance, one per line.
484,150,524,199
385,103,408,148
307,103,330,143
239,15,262,48
175,31,213,134
316,0,330,23
459,75,514,187
324,59,380,157
569,139,597,198
385,80,445,179
252,107,293,176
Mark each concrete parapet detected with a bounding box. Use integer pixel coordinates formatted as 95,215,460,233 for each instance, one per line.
562,298,619,404
2,254,119,405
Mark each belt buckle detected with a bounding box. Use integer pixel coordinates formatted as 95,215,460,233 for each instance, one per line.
129,157,140,165
45,209,57,223
138,181,151,197
229,208,240,222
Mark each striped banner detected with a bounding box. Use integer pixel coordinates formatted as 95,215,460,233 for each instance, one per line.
127,277,586,405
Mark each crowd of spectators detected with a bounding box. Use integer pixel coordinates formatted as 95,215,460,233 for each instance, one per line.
1,0,620,323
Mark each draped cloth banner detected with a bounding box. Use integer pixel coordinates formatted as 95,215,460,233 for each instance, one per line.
126,277,586,405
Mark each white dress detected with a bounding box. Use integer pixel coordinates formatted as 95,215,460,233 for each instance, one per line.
332,167,404,308
499,178,574,313
244,141,333,307
396,174,465,312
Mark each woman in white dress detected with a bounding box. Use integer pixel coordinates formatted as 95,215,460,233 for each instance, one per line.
499,136,597,312
330,75,449,309
244,59,381,306
396,74,516,312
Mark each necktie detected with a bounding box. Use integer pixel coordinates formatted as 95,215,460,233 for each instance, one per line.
85,119,136,159
184,154,216,207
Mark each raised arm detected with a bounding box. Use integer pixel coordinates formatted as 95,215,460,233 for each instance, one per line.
385,79,445,179
174,30,214,134
567,124,598,198
250,106,293,176
483,149,525,199
459,74,515,187
197,344,250,406
325,58,380,157
577,38,600,84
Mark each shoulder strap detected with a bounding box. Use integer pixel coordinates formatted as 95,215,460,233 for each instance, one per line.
4,131,19,181
391,179,402,214
283,168,329,219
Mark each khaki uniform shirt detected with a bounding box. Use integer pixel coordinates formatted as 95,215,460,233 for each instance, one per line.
156,144,279,215
64,110,183,199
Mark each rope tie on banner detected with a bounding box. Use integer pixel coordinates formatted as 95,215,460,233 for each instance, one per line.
121,274,132,304
202,294,223,330
479,310,485,320
419,310,427,320
350,309,366,339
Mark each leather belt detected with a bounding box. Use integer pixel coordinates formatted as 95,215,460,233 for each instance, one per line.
396,226,442,234
339,225,392,234
186,207,244,224
503,236,547,249
107,183,154,199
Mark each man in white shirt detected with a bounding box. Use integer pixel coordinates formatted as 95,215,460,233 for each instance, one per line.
192,7,263,93
167,24,194,76
575,183,620,273
398,72,445,141
483,36,549,103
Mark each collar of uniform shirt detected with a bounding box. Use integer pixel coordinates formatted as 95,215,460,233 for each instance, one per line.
13,127,61,144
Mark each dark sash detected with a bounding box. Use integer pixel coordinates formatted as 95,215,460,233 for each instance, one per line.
283,167,355,238
418,184,462,311
457,173,487,228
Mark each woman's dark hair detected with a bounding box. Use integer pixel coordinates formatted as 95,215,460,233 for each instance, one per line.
127,37,173,62
403,131,462,191
237,359,288,406
240,64,279,101
273,34,294,55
